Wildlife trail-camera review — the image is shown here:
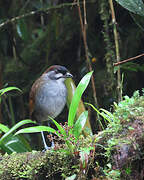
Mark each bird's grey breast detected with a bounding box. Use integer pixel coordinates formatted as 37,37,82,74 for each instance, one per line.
35,80,67,119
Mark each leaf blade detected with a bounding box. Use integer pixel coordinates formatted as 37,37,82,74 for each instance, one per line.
68,71,93,127
73,111,88,138
115,0,144,16
0,87,22,96
0,119,36,144
15,126,57,135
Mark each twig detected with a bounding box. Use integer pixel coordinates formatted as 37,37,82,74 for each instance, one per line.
0,1,97,29
40,0,44,26
109,0,122,101
0,11,36,28
114,53,144,66
77,0,98,107
0,2,78,28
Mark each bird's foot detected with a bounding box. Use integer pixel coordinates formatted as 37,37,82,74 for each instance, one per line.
42,141,55,152
51,140,55,148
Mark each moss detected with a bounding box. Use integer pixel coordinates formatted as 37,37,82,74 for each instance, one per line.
0,149,80,180
1,91,144,179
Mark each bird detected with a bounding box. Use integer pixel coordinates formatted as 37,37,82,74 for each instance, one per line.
29,65,73,150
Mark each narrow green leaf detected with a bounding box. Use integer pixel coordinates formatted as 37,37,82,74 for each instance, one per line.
0,123,10,133
100,108,114,122
0,87,22,96
86,103,111,123
50,118,67,137
15,126,57,135
65,79,92,136
0,136,30,154
73,111,88,138
0,119,36,144
65,174,77,180
85,103,101,114
79,149,90,168
68,71,93,127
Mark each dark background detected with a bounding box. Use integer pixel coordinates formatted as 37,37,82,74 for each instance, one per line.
0,0,144,134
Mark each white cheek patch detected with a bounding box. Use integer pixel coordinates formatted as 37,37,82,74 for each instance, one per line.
55,73,63,79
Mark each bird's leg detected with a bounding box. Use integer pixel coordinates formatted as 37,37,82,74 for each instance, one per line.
41,131,50,151
41,122,55,151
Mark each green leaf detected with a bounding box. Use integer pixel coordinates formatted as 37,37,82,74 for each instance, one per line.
100,108,114,122
0,123,10,133
15,126,57,135
0,87,22,96
79,149,90,169
0,119,36,144
65,174,77,180
50,118,67,137
121,62,144,72
68,71,93,127
65,78,92,136
73,111,88,138
115,0,144,16
86,103,111,123
0,136,31,154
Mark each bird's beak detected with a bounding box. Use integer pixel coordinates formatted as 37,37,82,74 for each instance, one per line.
65,72,73,78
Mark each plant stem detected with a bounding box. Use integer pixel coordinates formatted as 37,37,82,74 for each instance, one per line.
77,0,98,107
108,0,122,101
0,1,95,28
114,53,144,66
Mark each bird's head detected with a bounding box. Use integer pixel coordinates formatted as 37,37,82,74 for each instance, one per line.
43,65,73,82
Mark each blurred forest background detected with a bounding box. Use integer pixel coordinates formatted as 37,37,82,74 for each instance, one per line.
0,0,144,134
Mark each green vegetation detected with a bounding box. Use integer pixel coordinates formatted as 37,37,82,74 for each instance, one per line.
0,87,32,153
15,71,93,154
0,0,144,179
0,88,144,179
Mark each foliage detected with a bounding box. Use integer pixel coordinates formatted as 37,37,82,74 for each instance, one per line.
0,0,144,131
121,62,144,72
100,89,144,143
0,120,35,154
0,0,144,178
0,86,22,103
104,168,120,180
115,0,144,16
15,71,93,153
84,89,144,179
113,89,144,120
114,0,144,33
0,87,33,153
101,89,144,179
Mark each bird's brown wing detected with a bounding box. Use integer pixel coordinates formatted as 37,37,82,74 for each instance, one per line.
29,88,35,119
29,78,41,119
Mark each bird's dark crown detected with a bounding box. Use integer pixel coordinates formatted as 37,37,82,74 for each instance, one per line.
44,65,68,75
